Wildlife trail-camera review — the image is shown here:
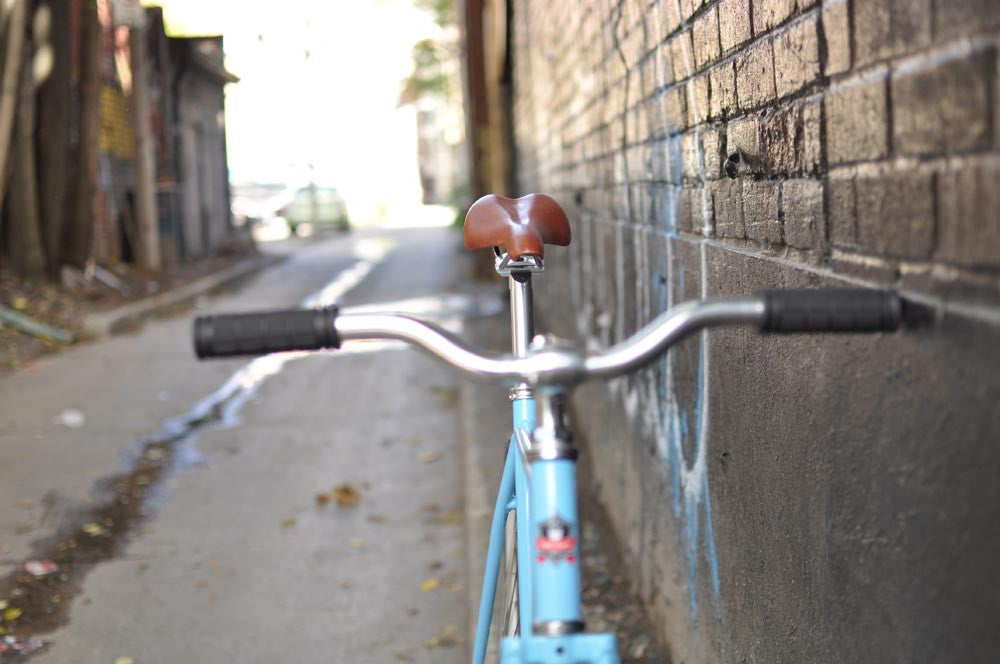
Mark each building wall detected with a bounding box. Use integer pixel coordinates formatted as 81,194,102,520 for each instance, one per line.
508,1,1000,661
176,70,230,258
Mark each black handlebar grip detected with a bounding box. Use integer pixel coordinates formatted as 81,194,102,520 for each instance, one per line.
759,289,901,333
193,307,340,358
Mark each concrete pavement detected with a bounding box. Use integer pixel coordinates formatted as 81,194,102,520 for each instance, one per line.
0,227,502,662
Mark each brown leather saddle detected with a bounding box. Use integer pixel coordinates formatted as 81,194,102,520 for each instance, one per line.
463,194,571,258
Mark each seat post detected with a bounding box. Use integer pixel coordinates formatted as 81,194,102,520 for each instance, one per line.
509,271,534,358
509,271,534,401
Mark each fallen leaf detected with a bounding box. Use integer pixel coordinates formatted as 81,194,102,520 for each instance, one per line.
115,658,135,664
422,503,441,513
431,509,461,526
82,522,106,537
360,481,372,490
418,451,442,464
4,607,22,621
431,386,459,407
12,297,27,310
419,577,440,592
442,624,460,638
367,514,388,524
395,653,415,662
348,538,364,549
314,492,330,505
0,600,7,610
428,560,443,571
332,484,360,507
423,637,440,649
280,517,296,528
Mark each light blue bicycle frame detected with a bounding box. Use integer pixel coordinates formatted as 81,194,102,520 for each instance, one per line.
471,269,619,664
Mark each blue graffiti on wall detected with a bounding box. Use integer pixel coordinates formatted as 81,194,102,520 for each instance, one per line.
651,247,721,623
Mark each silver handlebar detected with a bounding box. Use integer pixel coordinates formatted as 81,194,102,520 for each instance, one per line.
335,297,767,386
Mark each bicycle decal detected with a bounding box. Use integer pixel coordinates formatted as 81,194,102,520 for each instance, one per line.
535,515,577,564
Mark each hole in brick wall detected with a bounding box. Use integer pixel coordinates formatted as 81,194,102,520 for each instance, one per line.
725,151,743,179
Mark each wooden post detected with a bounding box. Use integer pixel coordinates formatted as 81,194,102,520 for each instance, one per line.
38,0,72,279
64,0,100,268
9,36,46,278
129,12,160,272
0,0,28,213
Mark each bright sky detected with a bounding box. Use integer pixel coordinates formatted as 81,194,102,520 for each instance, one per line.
147,0,441,224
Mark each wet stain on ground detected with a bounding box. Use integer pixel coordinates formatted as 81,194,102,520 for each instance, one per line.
0,400,227,658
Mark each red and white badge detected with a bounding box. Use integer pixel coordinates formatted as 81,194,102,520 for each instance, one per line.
535,515,577,564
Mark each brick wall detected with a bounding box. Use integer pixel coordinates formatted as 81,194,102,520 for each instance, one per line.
508,0,1000,661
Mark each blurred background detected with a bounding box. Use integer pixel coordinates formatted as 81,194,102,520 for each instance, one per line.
2,1,999,662
0,0,470,284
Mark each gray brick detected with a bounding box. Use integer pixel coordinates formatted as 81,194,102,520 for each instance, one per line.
855,172,934,258
853,0,931,67
662,86,688,132
825,74,888,164
827,173,857,246
753,0,797,35
670,31,693,82
681,131,701,180
759,99,821,175
657,0,682,37
680,0,703,22
687,75,710,126
736,39,776,109
689,186,711,233
676,186,696,232
773,13,820,98
937,161,1000,267
782,179,824,249
709,63,737,119
641,53,658,99
727,115,760,157
711,179,745,238
657,44,675,87
935,0,1000,39
693,8,721,71
743,180,783,244
821,0,850,75
892,48,995,156
719,0,752,53
802,98,822,171
703,127,726,179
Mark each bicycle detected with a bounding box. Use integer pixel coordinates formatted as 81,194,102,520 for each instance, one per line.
191,193,903,664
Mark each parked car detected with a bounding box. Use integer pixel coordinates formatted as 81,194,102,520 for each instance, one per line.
278,185,350,234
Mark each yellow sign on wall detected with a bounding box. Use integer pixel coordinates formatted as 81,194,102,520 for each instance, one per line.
98,84,135,159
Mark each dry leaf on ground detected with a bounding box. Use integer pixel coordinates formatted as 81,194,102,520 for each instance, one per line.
332,484,360,507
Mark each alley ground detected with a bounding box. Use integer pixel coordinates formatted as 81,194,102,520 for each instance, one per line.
0,226,665,663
